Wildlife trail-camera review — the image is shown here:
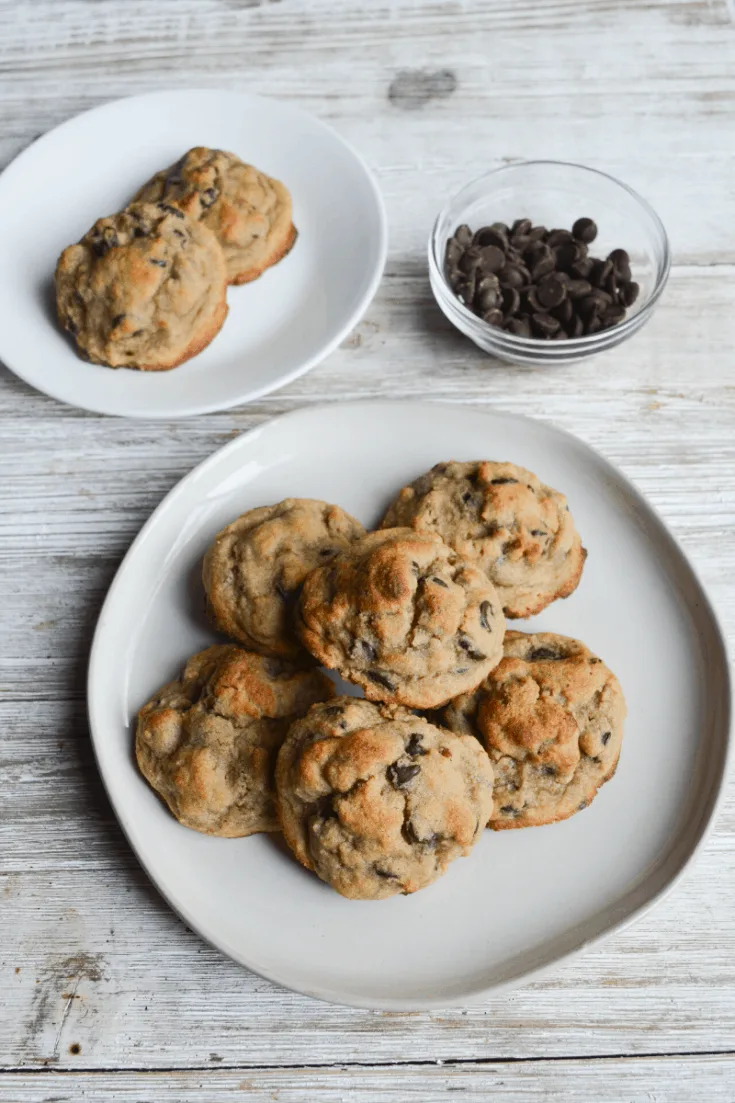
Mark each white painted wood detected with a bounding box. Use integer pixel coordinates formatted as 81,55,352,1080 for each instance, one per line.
1,0,734,1093
4,1057,735,1102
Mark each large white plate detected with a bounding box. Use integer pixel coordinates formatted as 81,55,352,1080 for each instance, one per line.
88,402,731,1009
0,90,387,418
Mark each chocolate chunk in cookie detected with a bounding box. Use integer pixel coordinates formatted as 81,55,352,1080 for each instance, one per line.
444,631,625,829
380,460,585,618
136,645,334,836
276,697,494,899
134,147,296,284
296,527,506,709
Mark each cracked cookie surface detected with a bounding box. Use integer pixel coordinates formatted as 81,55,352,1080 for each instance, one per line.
380,460,585,618
296,527,506,709
55,202,228,370
203,499,366,662
136,644,334,837
276,697,495,899
134,147,296,284
443,630,625,829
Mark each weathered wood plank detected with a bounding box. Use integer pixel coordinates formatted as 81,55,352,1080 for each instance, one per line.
4,1056,735,1102
2,839,735,1067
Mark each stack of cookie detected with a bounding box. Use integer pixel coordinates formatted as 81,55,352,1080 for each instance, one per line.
136,464,626,901
55,147,296,371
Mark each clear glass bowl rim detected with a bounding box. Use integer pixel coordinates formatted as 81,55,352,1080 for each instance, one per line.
428,159,672,350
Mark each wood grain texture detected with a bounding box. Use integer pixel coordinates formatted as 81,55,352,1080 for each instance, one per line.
1,0,734,1096
4,1057,735,1102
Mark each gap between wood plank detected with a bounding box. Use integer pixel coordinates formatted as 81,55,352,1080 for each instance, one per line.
5,1049,735,1075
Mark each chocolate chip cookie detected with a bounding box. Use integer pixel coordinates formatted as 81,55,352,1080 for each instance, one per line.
134,147,296,284
136,644,334,837
444,631,625,829
55,203,228,371
276,697,494,899
203,499,366,663
380,460,585,618
296,528,505,709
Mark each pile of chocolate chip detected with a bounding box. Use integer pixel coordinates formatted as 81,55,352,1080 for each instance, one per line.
444,218,639,339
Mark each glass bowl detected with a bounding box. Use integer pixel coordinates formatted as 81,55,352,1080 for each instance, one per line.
429,161,670,366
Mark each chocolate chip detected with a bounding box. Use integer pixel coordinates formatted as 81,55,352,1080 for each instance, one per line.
499,805,518,815
445,238,463,267
66,317,78,335
172,228,187,241
528,646,559,661
478,245,506,273
132,329,144,337
483,308,504,327
608,248,631,281
590,258,613,288
431,576,449,587
149,258,167,268
492,477,518,485
473,227,508,250
358,640,377,661
479,601,495,632
531,312,560,338
578,800,588,811
541,765,556,776
387,762,421,788
455,224,473,248
566,278,593,300
585,315,603,335
601,731,612,745
530,253,556,282
406,733,428,756
367,671,396,691
374,865,399,879
526,225,548,243
572,217,598,244
546,228,574,247
568,313,584,337
552,297,573,325
505,317,531,337
536,273,567,309
511,217,532,237
571,257,594,279
475,275,501,313
601,304,626,329
275,582,294,602
500,263,528,289
530,529,547,537
457,635,486,661
199,186,219,209
158,202,185,219
501,286,521,315
619,280,640,307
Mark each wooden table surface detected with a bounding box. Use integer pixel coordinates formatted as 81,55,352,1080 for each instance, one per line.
1,1,734,1099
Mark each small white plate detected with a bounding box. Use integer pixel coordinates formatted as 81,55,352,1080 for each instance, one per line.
0,90,387,418
88,402,731,1009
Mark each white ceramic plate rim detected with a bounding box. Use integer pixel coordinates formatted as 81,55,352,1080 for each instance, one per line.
87,401,732,1009
0,90,388,418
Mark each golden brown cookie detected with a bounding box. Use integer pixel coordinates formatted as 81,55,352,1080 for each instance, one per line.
55,203,228,371
276,697,494,900
380,460,585,618
136,644,334,837
134,147,296,284
296,528,506,709
443,630,625,829
202,499,366,663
